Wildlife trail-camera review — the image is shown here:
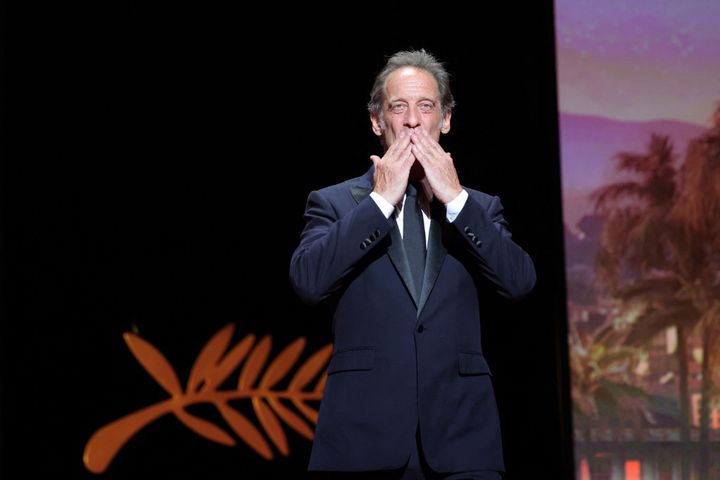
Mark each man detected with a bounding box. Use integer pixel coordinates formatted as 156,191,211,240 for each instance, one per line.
289,49,536,479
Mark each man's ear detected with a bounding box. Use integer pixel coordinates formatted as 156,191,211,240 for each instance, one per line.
440,112,452,134
370,113,384,136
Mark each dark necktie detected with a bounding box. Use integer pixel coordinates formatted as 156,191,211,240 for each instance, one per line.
403,182,426,299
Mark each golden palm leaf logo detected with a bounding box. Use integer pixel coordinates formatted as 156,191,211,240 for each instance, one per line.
83,324,332,474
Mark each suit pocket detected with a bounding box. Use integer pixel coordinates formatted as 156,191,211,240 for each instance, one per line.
327,347,376,375
458,352,492,376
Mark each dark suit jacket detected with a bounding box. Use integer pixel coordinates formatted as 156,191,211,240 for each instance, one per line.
289,166,536,473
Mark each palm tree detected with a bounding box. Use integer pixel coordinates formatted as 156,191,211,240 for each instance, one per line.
569,321,658,478
669,106,720,479
570,321,655,439
592,107,720,479
592,134,697,479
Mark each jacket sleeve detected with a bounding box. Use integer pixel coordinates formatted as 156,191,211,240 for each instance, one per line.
450,193,536,300
289,190,394,305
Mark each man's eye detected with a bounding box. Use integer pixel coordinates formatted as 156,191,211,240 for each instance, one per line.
390,104,407,114
418,102,435,113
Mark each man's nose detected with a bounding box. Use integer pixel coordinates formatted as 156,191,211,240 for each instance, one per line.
403,106,421,128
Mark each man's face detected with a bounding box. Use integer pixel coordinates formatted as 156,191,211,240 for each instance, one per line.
370,66,451,149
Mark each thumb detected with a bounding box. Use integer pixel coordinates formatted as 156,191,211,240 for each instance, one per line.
370,155,381,165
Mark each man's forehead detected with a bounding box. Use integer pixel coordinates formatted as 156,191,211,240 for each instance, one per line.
384,68,440,100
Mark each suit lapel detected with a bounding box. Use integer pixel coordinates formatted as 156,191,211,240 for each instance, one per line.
350,186,372,204
350,166,375,203
349,172,419,306
417,201,448,316
386,223,420,305
348,167,445,312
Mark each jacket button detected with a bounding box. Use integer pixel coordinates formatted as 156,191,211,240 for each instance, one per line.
417,324,424,333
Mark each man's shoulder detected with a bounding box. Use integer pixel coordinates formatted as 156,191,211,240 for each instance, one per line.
313,168,373,198
464,186,498,205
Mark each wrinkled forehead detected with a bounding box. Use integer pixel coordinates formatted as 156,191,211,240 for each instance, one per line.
384,67,440,102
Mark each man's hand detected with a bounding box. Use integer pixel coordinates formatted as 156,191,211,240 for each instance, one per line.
410,127,462,204
370,129,415,205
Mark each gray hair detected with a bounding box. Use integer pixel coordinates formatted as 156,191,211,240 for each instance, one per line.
367,49,456,122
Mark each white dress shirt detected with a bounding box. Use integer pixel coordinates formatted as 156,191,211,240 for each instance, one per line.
369,188,469,246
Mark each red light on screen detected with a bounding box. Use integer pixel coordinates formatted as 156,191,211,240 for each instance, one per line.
579,458,590,480
625,460,641,480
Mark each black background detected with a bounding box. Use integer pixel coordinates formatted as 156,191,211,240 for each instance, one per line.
1,1,572,478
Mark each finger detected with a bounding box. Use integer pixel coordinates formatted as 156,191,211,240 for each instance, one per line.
403,150,416,171
411,130,443,160
370,155,381,165
380,142,405,167
388,130,412,157
411,142,435,166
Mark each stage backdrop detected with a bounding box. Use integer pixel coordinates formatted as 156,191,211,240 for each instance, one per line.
1,2,571,478
554,1,720,479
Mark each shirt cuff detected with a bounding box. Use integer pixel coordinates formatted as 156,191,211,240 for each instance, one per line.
445,189,468,223
369,191,396,219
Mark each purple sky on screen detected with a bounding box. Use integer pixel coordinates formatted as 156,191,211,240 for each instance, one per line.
555,0,720,125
